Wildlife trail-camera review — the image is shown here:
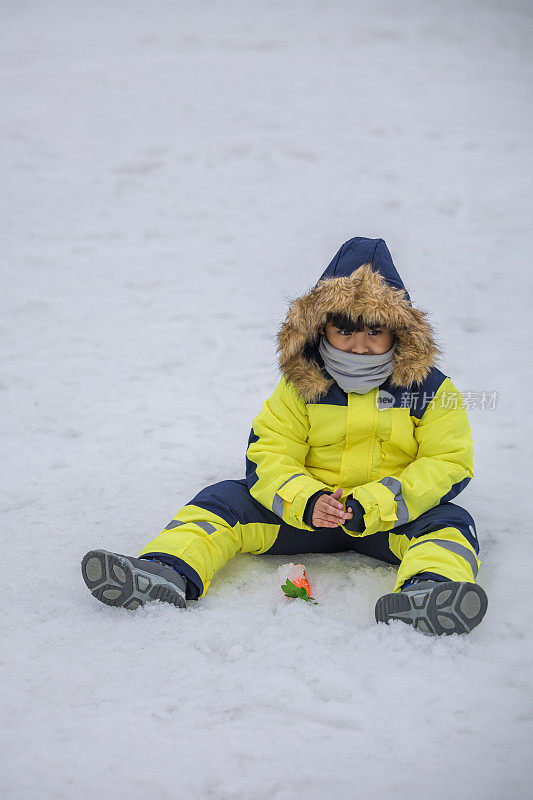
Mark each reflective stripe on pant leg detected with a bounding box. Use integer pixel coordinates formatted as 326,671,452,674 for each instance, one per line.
138,480,281,598
393,526,481,593
408,538,479,577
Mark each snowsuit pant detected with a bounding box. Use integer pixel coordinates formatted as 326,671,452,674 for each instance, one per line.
139,478,480,600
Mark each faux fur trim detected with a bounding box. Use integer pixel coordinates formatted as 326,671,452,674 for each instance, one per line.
276,263,439,403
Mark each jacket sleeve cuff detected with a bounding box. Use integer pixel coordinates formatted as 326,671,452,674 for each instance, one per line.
349,482,401,535
341,497,365,533
269,475,331,530
303,490,330,530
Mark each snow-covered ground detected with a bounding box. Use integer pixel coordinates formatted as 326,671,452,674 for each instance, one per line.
1,1,532,798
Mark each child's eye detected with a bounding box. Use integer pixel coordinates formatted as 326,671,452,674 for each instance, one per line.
368,329,383,336
339,330,352,336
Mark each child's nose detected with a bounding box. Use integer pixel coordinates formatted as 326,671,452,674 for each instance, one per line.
349,333,370,354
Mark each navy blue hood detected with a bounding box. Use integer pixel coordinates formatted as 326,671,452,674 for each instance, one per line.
317,236,410,301
277,235,438,401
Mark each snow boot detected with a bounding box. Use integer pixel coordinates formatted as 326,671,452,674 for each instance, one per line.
81,549,187,610
375,578,487,635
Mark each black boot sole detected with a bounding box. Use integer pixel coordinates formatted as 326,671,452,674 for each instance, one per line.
81,549,187,611
375,581,487,635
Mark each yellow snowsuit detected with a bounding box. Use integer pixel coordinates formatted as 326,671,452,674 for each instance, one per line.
139,237,480,600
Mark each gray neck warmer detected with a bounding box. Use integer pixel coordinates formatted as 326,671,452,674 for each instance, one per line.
318,334,396,394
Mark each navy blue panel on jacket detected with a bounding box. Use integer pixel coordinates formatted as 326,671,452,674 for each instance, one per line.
439,477,472,505
377,368,448,419
300,352,447,419
245,430,260,490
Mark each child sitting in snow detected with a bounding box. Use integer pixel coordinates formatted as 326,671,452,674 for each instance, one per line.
82,236,487,635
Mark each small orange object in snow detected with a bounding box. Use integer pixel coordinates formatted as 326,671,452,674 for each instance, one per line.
281,563,317,603
292,570,312,599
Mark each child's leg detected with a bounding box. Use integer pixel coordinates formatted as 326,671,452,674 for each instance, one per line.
138,478,284,599
262,523,394,557
387,502,480,593
371,503,486,634
139,479,371,599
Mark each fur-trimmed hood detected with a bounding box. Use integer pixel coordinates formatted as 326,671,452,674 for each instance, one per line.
277,237,438,403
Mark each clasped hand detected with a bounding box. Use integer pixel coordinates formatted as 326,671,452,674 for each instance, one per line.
311,487,365,532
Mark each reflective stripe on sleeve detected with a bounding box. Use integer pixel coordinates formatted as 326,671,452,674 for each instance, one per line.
272,473,305,518
379,476,409,527
272,494,283,517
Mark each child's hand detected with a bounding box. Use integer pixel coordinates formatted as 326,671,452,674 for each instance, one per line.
311,487,353,528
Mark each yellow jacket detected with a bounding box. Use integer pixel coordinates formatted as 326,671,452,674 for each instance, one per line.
246,371,473,535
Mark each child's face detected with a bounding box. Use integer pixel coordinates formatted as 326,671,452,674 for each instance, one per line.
321,322,395,355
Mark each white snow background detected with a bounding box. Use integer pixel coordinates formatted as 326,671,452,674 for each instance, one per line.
1,1,532,798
